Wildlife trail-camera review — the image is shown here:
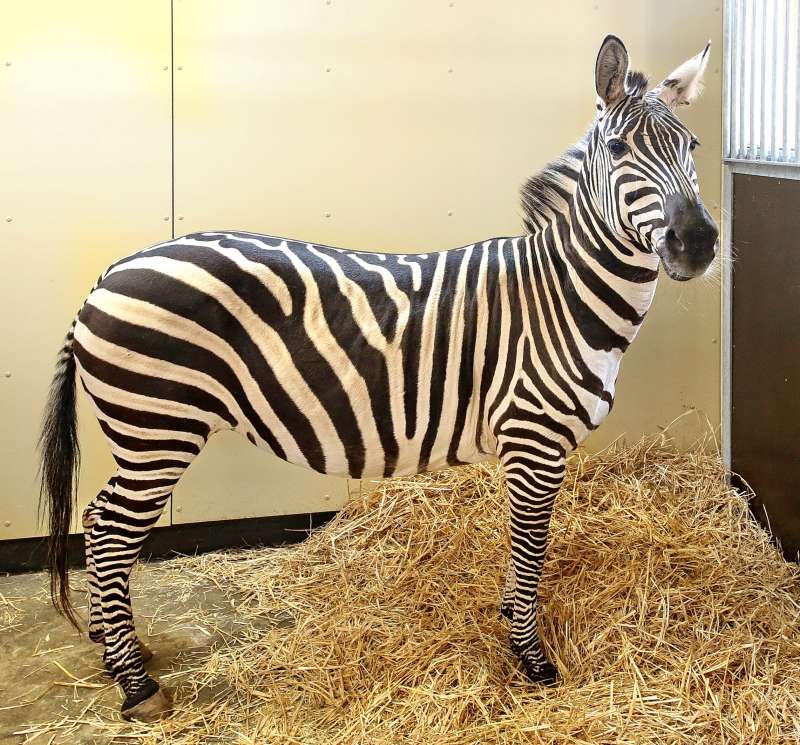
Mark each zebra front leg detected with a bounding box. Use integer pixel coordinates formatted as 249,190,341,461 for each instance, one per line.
501,445,565,685
500,562,515,621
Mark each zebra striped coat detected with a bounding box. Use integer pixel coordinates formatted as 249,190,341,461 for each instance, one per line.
77,228,624,481
39,35,718,721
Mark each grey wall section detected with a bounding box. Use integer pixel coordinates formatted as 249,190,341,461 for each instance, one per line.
1,2,722,539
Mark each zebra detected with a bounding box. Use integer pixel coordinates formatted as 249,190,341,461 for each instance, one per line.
38,35,717,721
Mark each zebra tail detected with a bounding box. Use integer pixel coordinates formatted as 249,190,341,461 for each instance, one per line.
38,320,82,631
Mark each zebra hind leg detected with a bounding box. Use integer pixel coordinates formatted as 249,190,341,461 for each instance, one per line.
83,479,152,663
83,483,112,644
501,444,565,686
88,448,200,722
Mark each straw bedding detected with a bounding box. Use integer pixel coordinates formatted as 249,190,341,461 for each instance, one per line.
93,437,800,742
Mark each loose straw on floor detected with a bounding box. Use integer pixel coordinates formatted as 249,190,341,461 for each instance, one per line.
41,435,800,743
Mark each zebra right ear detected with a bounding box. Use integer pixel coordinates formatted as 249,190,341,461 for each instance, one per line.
595,34,629,111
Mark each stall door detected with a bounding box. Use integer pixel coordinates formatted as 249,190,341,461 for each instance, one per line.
731,173,800,561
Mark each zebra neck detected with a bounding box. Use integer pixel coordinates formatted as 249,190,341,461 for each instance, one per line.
521,200,660,354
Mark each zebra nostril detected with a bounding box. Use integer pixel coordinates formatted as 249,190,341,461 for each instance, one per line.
666,228,684,251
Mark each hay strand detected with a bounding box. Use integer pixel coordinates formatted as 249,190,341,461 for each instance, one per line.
33,435,800,743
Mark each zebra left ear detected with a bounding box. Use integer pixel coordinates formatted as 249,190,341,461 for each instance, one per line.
653,41,711,109
595,35,629,110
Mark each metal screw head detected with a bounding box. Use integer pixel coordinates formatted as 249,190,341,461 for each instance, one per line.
3,521,10,528
162,65,168,71
448,67,454,74
175,505,182,512
177,65,183,71
5,216,11,222
177,215,184,221
326,66,332,72
3,371,10,378
324,211,331,218
447,210,453,216
4,61,10,67
163,216,170,221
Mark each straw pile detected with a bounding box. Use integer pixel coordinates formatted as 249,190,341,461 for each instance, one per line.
98,436,800,743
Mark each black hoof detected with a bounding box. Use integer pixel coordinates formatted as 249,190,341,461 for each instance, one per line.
121,677,160,712
511,642,559,686
523,659,558,686
121,679,172,722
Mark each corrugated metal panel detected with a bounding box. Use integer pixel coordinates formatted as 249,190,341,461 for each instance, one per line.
726,0,800,163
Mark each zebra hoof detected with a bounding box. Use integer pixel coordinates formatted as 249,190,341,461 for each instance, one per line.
522,659,559,686
510,643,559,686
121,684,172,722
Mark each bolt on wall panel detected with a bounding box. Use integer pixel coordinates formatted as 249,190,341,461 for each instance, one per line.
1,2,172,539
1,1,724,538
171,0,722,519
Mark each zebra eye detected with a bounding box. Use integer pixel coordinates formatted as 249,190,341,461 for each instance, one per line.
607,138,629,158
689,137,700,151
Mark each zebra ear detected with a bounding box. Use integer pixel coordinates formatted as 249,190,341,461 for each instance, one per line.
653,41,711,109
595,34,629,110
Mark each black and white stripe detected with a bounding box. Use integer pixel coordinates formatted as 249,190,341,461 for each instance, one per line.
39,34,717,715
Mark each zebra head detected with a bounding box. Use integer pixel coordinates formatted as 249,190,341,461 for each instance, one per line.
592,35,718,281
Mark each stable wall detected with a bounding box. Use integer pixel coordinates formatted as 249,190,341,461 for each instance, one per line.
1,1,722,540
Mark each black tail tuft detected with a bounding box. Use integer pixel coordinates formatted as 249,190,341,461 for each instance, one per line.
38,334,81,630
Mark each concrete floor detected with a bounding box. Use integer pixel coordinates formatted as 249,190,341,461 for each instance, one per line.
0,563,236,743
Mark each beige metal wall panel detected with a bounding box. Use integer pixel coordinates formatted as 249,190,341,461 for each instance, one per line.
173,432,344,521
3,2,722,538
598,2,723,451
173,0,722,527
1,2,172,539
173,0,615,250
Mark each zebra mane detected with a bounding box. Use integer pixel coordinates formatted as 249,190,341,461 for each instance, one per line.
520,69,649,233
625,70,649,97
520,138,589,234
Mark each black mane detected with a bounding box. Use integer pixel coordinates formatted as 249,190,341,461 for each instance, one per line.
520,69,649,233
625,69,649,97
520,139,588,234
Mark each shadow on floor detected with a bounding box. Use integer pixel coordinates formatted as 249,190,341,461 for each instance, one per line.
0,562,239,743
